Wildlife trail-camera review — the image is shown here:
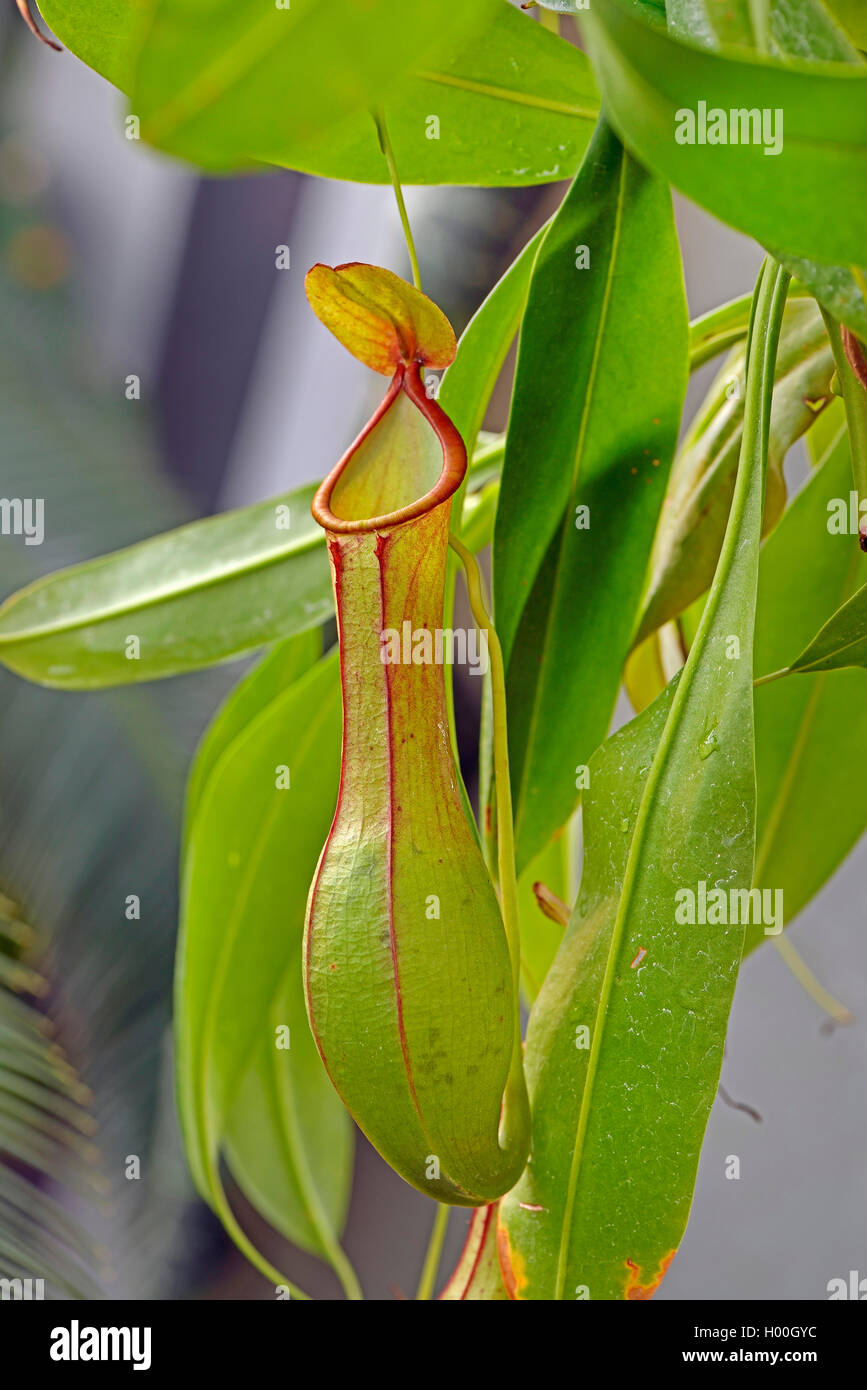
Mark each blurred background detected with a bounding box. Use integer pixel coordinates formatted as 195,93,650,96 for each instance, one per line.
0,6,864,1300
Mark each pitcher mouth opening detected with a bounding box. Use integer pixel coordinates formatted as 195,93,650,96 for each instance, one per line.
311,360,467,535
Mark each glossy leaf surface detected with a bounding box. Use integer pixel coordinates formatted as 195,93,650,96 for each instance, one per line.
582,0,867,266
0,483,330,688
748,424,867,949
666,0,867,339
131,0,496,170
635,299,833,645
493,118,687,871
40,1,599,186
498,261,788,1299
784,581,867,674
177,644,352,1263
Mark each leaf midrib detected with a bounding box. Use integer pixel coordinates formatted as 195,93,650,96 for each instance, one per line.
514,148,629,846
754,541,861,879
0,522,323,647
552,259,783,1299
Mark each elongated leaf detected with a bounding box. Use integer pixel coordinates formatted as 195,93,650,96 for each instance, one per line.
635,298,834,645
625,415,867,951
41,1,598,186
748,423,867,948
498,261,789,1300
224,971,351,1261
0,482,331,688
183,637,320,840
177,646,352,1266
440,228,545,479
668,0,860,59
493,118,687,872
760,316,867,679
783,578,867,672
582,0,867,267
131,0,496,169
826,0,867,47
667,0,867,340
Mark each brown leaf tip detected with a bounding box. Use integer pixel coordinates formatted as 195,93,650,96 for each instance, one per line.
16,1,62,51
532,881,570,929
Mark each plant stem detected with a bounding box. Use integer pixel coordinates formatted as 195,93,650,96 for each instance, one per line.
820,308,867,531
753,667,789,687
372,109,423,292
688,285,809,371
415,1202,450,1300
210,1166,311,1301
748,0,770,53
448,534,530,1153
538,6,560,34
774,935,852,1027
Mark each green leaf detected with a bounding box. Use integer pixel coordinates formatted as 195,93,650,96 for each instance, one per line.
183,637,320,841
778,255,867,342
666,0,867,339
176,645,355,1283
498,260,789,1300
41,1,598,186
757,313,867,682
635,298,834,646
582,0,867,266
131,0,494,170
0,482,332,688
440,226,546,484
668,0,860,59
783,577,867,673
493,118,688,872
39,0,142,86
748,420,867,948
224,970,351,1261
825,0,867,47
626,414,867,951
364,6,599,188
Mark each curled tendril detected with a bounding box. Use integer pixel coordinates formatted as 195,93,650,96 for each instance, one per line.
15,1,61,51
